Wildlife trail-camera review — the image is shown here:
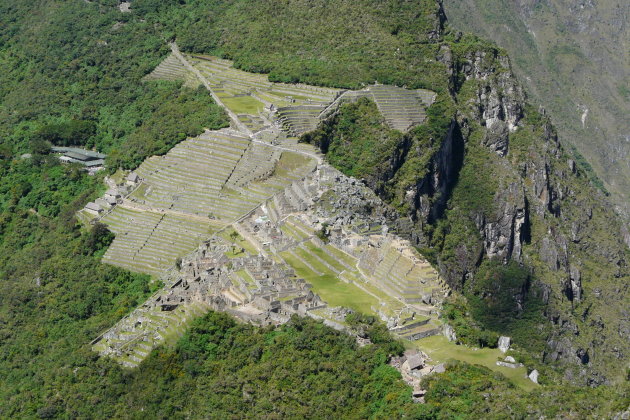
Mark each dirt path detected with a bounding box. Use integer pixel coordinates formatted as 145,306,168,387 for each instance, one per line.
170,42,253,136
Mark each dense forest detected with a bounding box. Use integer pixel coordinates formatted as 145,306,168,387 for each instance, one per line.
0,0,628,418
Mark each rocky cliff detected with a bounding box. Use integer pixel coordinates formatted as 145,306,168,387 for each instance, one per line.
443,0,630,217
304,11,629,384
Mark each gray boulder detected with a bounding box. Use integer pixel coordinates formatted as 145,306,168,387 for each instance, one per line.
498,336,511,353
444,324,457,342
433,363,446,374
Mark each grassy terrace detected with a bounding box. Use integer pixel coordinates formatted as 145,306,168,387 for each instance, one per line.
219,226,259,257
234,269,256,290
412,335,537,391
94,301,211,368
276,218,412,318
280,250,379,315
272,151,315,178
303,242,346,272
220,95,265,114
101,207,217,276
143,53,200,88
322,243,357,268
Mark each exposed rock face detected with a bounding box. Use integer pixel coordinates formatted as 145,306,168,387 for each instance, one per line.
407,121,461,230
458,50,525,134
371,38,627,382
497,356,523,369
567,264,582,303
443,0,630,217
438,43,627,383
484,121,509,156
481,182,526,262
444,324,457,342
498,336,511,353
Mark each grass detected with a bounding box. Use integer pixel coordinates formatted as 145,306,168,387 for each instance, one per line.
358,280,406,317
271,151,314,178
75,209,94,228
110,168,127,185
128,182,149,200
280,251,379,315
219,227,259,255
254,92,291,107
224,247,247,259
234,269,256,289
219,95,265,114
324,244,357,267
412,334,537,391
284,222,310,240
284,240,408,318
280,224,301,240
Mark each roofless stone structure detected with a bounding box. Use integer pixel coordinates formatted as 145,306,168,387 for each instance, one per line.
87,45,446,367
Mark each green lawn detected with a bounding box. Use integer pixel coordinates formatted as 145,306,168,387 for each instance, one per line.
281,251,379,314
324,244,357,267
219,227,259,256
412,335,537,391
303,242,348,271
281,222,308,240
220,95,265,114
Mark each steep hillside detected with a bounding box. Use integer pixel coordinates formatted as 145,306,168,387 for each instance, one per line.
0,0,628,417
134,0,628,384
442,0,630,216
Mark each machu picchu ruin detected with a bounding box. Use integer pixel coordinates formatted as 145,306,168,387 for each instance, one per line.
87,44,448,367
7,1,630,416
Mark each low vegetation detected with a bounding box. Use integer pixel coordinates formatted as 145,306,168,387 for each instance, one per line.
108,85,229,170
302,98,404,186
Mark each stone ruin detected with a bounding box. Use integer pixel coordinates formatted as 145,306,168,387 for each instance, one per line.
92,160,450,367
90,44,449,368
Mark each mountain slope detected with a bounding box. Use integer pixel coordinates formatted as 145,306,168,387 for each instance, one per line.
0,0,628,417
442,0,630,216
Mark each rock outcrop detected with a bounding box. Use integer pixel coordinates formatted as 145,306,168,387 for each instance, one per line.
312,23,629,383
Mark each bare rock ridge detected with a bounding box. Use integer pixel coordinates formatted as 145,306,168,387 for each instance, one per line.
284,3,627,381
325,26,629,383
443,0,630,217
86,49,447,367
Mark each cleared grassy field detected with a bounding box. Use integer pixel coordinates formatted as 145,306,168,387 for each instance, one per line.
281,251,379,314
219,227,259,256
220,95,265,114
412,335,537,391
